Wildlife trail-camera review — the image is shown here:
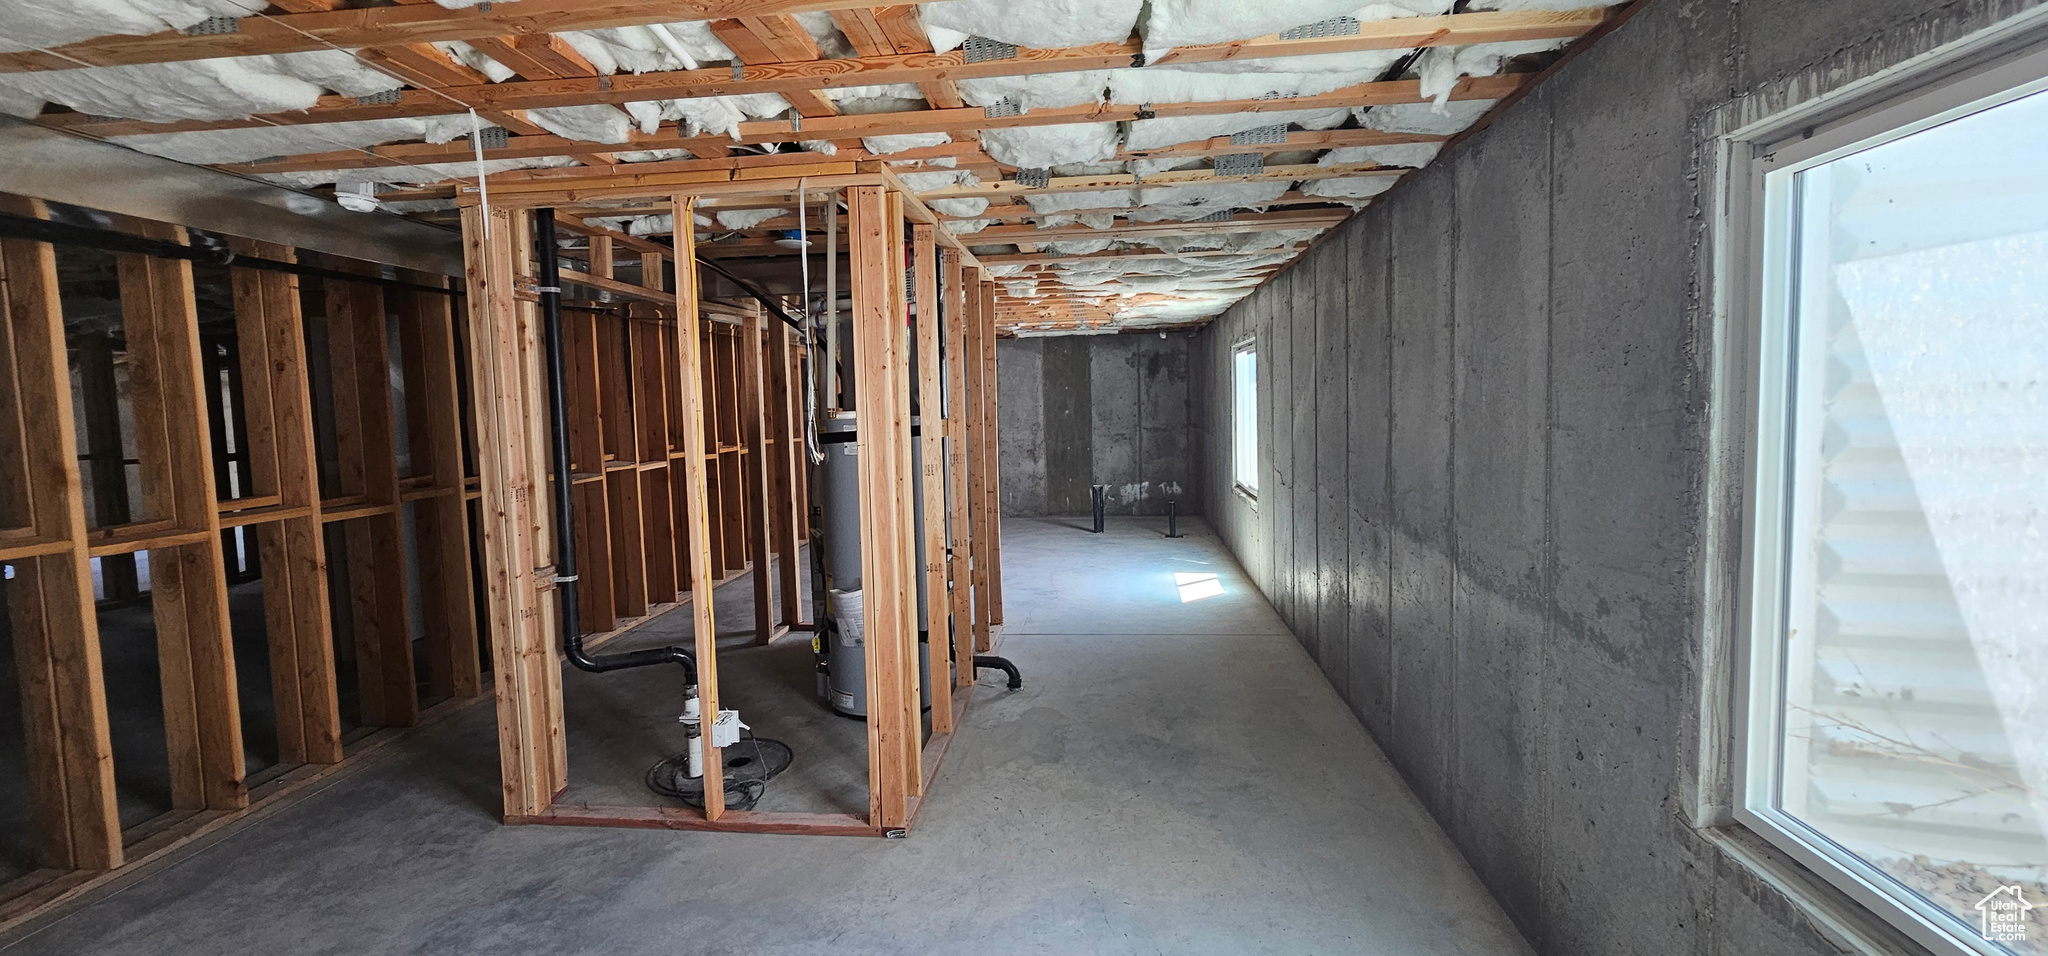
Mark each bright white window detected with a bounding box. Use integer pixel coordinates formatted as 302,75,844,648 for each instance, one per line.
1740,52,2048,956
1232,342,1258,496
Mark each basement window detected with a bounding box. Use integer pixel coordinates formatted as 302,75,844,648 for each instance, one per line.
1232,340,1258,497
1737,49,2048,956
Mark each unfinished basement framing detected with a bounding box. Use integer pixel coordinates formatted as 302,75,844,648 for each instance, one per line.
458,166,1006,836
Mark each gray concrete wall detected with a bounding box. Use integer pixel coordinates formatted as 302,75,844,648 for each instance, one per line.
1192,1,2045,954
998,332,1200,517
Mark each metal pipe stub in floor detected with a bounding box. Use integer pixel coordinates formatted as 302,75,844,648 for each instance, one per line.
1092,484,1108,533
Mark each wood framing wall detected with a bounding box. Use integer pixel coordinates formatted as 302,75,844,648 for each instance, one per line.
460,171,1006,836
0,196,484,922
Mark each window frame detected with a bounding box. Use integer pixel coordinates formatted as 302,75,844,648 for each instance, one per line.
1729,38,2048,956
1231,338,1259,499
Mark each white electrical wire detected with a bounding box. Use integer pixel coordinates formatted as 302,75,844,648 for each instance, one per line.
799,178,825,464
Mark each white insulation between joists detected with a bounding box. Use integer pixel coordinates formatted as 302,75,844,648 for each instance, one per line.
919,0,1145,53
111,115,471,164
1139,0,1451,61
0,51,402,122
0,0,263,54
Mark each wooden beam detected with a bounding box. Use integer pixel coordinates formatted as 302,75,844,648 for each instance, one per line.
764,308,805,628
0,0,947,71
325,268,419,728
943,258,975,689
673,198,727,820
710,16,841,118
741,306,777,643
182,74,1517,161
979,279,1004,626
911,224,952,731
396,269,482,703
462,203,568,818
115,218,246,811
228,239,343,764
848,185,919,826
961,273,994,654
0,197,121,870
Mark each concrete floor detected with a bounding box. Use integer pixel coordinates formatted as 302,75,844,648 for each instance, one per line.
1,516,1535,956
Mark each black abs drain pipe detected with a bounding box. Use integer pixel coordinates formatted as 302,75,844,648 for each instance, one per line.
537,209,696,680
1090,484,1108,533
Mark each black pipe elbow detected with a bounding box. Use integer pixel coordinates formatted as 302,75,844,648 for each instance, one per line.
973,655,1022,690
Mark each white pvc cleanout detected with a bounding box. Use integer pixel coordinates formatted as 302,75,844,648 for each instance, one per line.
1414,39,1567,105
1355,98,1497,133
1125,107,1349,151
862,131,951,154
919,0,1144,53
1139,0,1451,61
1320,141,1443,168
0,0,263,54
261,155,576,188
1303,175,1398,199
111,116,459,164
980,123,1120,169
1023,188,1138,215
715,208,789,231
530,105,635,144
957,72,1110,112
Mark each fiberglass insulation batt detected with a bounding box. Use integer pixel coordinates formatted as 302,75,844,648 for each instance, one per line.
1139,0,1453,59
919,0,1145,52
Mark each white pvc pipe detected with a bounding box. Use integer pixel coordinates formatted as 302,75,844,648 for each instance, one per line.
644,24,701,71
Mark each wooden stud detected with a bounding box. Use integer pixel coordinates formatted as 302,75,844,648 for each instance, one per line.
0,196,122,869
632,308,678,605
462,204,568,818
910,225,953,732
324,266,419,728
671,198,726,821
227,239,344,764
764,310,805,628
115,218,247,811
395,269,482,702
848,185,920,825
961,273,994,654
944,259,975,689
741,305,776,643
976,280,1005,630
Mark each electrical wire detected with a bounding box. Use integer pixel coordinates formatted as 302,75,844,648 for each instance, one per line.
643,730,792,812
799,178,825,465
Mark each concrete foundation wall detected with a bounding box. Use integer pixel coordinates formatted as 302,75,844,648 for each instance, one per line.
997,333,1199,517
1191,1,2046,953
